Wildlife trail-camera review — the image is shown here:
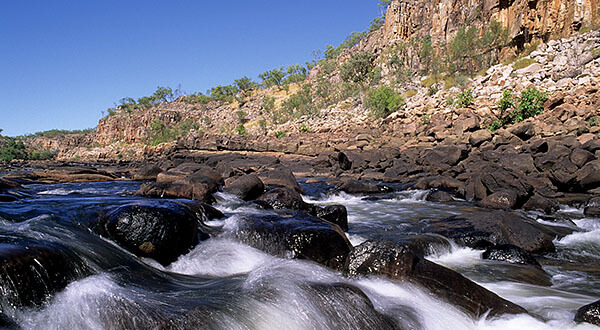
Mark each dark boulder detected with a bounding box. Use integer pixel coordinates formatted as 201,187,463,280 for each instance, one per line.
95,201,204,266
258,166,304,193
428,210,558,253
345,240,527,318
338,151,352,171
223,174,264,201
338,180,392,194
133,164,163,181
232,212,351,270
0,194,18,202
0,178,20,189
0,240,90,307
584,197,600,217
575,300,600,326
0,312,19,329
137,166,223,203
522,193,559,214
482,244,541,267
574,160,600,191
570,148,596,168
426,190,454,202
310,204,349,231
257,187,309,210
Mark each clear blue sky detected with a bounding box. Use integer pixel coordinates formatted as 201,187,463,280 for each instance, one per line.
0,1,382,137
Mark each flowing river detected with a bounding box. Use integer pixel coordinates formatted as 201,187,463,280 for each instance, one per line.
0,180,598,329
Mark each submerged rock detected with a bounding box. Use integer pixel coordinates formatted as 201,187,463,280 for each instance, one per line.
338,180,392,194
257,187,309,210
232,212,351,270
575,300,600,326
0,240,90,307
95,201,205,266
345,240,527,318
310,204,349,232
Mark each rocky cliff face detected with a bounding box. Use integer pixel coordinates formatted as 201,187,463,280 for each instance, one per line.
384,0,599,46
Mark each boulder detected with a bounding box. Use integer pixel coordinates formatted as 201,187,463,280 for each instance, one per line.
338,180,392,194
137,166,223,203
522,193,559,214
428,210,558,253
482,244,541,267
259,166,304,194
570,148,596,168
257,187,309,210
574,160,600,191
426,190,454,202
0,178,20,189
310,205,349,231
479,190,518,209
575,300,600,326
345,240,527,318
469,130,492,147
233,212,352,270
133,164,163,181
95,201,205,266
338,151,352,170
223,174,265,201
0,240,90,307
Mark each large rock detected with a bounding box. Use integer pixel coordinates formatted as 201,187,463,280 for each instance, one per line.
258,166,304,193
0,240,90,307
574,160,600,191
0,178,20,189
223,174,265,201
137,165,223,202
310,204,349,231
584,197,600,217
428,210,559,253
345,240,527,318
232,212,352,270
95,201,205,266
479,190,518,209
575,300,600,326
522,193,559,214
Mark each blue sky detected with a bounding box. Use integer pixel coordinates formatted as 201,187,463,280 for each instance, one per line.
0,1,382,136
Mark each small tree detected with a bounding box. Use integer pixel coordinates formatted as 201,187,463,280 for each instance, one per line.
456,89,474,108
259,67,286,88
514,87,547,122
234,76,258,92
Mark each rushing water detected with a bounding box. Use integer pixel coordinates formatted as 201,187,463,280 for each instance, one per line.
0,179,599,329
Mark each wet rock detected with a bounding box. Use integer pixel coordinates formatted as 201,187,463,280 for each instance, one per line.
345,240,527,318
426,190,454,202
479,190,518,209
0,178,20,189
259,166,303,194
429,210,558,253
574,160,600,191
0,194,18,202
95,201,204,266
223,174,265,201
311,204,349,231
233,212,351,270
522,193,559,214
575,300,600,326
257,187,309,210
584,197,600,217
4,166,118,184
0,240,90,307
133,164,162,181
0,312,19,329
338,180,392,194
482,244,541,267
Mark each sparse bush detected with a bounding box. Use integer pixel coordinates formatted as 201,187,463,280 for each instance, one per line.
340,52,373,83
428,85,439,96
234,76,258,92
262,96,275,113
366,86,405,118
281,84,315,118
405,90,418,98
488,120,502,132
274,131,286,139
590,116,599,127
235,124,247,135
0,138,27,162
456,89,474,108
498,89,514,112
299,123,311,133
259,67,286,88
512,58,536,70
210,85,239,103
148,119,200,146
181,93,213,105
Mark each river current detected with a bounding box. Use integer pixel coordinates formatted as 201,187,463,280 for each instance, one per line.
0,180,598,329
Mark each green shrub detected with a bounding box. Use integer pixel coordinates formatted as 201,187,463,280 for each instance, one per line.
259,67,286,88
405,89,418,98
148,119,200,146
340,52,373,83
274,131,286,139
235,124,247,135
514,87,547,122
366,86,405,118
299,123,311,133
590,116,599,127
234,76,258,92
0,138,27,162
498,89,514,112
283,64,308,85
181,93,213,104
262,96,275,113
29,150,57,160
281,84,315,118
210,85,239,103
421,115,430,125
456,89,474,108
488,119,502,132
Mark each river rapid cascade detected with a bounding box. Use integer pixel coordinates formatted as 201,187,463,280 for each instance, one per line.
0,179,599,330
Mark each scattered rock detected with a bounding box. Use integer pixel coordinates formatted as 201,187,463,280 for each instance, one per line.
133,164,163,181
259,166,304,194
584,197,600,217
311,204,349,231
257,187,309,210
338,180,391,194
479,190,518,209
